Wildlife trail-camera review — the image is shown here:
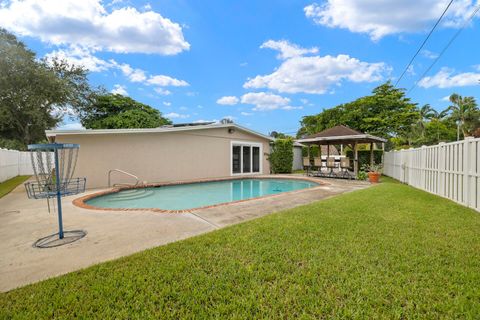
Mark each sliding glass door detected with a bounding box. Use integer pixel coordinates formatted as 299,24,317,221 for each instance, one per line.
231,142,262,175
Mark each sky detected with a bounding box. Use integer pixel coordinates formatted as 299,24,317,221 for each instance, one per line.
1,0,479,135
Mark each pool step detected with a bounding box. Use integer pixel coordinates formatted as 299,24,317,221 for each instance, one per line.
107,189,154,201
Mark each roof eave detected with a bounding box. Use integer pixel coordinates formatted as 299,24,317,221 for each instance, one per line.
46,123,274,141
297,134,386,143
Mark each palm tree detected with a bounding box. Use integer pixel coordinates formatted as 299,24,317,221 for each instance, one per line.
447,94,479,140
417,104,436,138
429,108,449,143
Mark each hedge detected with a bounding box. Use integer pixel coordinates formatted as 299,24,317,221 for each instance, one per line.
269,138,294,173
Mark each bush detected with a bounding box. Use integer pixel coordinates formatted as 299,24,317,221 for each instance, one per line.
346,150,383,168
269,138,294,173
0,138,27,151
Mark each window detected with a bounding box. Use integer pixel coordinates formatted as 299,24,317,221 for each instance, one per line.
252,147,260,173
232,146,241,174
243,146,251,173
231,142,262,175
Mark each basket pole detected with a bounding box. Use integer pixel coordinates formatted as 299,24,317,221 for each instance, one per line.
54,148,64,239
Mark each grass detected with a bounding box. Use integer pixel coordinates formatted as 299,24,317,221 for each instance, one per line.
0,175,30,198
1,178,479,318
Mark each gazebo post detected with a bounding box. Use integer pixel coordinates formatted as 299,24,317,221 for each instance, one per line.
370,142,374,166
354,142,358,176
307,145,311,175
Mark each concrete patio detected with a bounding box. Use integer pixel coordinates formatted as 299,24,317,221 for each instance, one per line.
0,175,370,292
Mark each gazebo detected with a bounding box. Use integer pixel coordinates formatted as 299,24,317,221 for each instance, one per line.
296,125,387,176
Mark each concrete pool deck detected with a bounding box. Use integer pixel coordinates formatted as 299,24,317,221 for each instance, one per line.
0,175,370,292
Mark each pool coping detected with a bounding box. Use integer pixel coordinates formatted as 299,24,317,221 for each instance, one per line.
72,175,329,213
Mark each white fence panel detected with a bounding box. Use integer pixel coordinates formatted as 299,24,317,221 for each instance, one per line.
384,137,480,212
0,148,53,183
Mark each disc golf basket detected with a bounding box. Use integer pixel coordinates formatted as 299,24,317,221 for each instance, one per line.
24,143,87,248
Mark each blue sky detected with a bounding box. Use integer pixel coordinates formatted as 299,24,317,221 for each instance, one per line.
1,0,479,135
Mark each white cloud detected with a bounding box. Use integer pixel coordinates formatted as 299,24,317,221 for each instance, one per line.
300,98,309,104
241,92,290,111
44,50,188,97
111,84,128,95
281,106,303,110
421,49,439,59
260,40,318,59
406,65,416,76
165,112,189,119
440,95,451,102
45,46,112,72
0,0,189,54
147,75,189,87
418,67,480,88
244,53,387,94
154,88,172,95
57,122,85,130
163,101,171,106
216,96,239,105
115,63,147,82
109,60,188,92
240,112,254,116
179,106,188,111
304,1,478,41
240,62,248,67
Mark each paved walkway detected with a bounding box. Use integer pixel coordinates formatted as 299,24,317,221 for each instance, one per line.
0,175,369,292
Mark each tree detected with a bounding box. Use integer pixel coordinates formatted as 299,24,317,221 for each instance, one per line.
0,28,93,150
297,81,419,148
447,94,480,140
269,131,291,139
416,104,436,137
76,93,171,129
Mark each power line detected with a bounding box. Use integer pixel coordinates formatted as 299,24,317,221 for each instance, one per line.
395,0,454,87
408,3,480,94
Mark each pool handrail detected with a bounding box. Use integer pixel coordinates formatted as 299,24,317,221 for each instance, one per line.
108,169,140,188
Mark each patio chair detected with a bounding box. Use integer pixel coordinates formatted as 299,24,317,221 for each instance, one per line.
326,156,336,177
303,157,311,175
340,157,354,179
313,157,323,176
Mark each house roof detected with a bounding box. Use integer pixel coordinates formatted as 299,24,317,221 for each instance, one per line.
296,125,386,144
46,123,274,141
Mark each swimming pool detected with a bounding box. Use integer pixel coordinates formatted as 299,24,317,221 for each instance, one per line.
83,178,319,211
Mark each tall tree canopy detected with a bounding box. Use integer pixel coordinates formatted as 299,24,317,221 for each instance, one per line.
0,28,92,150
298,82,419,142
448,94,479,139
297,82,478,149
77,94,172,129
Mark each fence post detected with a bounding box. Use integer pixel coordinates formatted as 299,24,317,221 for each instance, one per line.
421,145,426,190
463,137,473,208
438,142,446,197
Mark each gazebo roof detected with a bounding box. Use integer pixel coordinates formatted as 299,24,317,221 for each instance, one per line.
296,125,386,145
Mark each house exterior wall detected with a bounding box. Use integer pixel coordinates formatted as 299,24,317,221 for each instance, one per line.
54,127,271,188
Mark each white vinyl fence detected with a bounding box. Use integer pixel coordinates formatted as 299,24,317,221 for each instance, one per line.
384,137,480,212
0,148,52,183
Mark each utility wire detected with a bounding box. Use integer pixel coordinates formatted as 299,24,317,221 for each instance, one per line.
408,3,480,94
395,0,454,87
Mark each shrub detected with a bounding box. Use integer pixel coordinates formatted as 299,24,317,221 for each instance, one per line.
269,138,294,173
346,150,383,168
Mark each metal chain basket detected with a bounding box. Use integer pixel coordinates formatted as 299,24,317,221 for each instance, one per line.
24,143,86,245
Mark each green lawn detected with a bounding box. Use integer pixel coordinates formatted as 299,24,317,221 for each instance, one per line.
1,178,479,318
0,175,30,198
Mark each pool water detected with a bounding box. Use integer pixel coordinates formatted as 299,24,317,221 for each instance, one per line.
86,178,318,210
